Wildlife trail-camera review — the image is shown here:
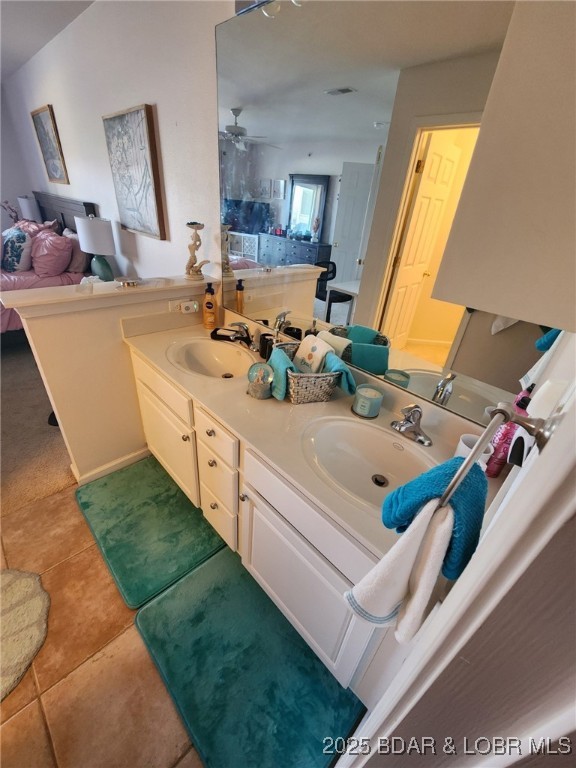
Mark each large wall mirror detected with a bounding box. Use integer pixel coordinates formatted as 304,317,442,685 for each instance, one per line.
216,0,559,424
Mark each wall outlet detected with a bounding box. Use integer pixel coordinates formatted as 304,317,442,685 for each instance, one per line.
180,301,199,314
169,299,199,313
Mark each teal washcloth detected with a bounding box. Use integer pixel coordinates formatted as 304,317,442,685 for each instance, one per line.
382,457,487,580
322,351,356,394
268,347,296,400
535,328,561,351
346,325,378,344
350,343,389,375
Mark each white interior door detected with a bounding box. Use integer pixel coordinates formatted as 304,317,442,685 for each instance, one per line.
383,132,462,348
331,162,375,283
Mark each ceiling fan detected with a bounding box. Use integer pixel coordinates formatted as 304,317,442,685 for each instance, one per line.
219,107,280,150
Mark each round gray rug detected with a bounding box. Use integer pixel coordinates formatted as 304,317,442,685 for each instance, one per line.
1,569,50,700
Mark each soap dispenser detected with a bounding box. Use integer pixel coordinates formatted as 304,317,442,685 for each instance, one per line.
202,282,217,329
235,279,245,314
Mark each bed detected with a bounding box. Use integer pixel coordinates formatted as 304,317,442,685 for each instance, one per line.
1,192,97,333
229,255,260,270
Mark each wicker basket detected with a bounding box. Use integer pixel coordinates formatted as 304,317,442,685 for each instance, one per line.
276,342,341,404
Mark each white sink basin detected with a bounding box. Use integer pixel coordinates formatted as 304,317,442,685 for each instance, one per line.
401,369,512,423
301,417,436,513
166,339,254,378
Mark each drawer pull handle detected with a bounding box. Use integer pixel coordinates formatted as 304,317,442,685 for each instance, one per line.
208,459,217,467
210,502,218,510
181,434,190,442
206,429,216,437
239,493,249,502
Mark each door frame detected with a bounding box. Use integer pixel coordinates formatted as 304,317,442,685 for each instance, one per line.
371,112,483,331
376,122,480,338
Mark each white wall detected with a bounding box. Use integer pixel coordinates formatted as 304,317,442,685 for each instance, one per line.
355,50,501,326
1,0,234,278
0,89,35,230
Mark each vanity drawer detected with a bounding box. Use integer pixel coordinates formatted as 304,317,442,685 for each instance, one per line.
132,354,193,426
200,482,237,550
194,407,238,467
197,441,238,512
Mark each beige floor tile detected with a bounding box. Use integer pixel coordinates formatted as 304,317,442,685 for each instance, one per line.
42,625,190,768
1,485,93,574
0,667,37,725
33,545,134,692
0,699,56,768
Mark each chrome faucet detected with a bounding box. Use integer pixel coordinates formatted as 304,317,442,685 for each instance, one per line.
273,310,291,333
391,404,433,447
432,372,456,405
227,322,252,347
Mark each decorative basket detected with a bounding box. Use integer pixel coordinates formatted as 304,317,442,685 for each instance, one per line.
328,326,390,364
276,342,341,404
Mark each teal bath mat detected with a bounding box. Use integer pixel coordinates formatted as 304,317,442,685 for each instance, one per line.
136,548,365,768
76,457,225,608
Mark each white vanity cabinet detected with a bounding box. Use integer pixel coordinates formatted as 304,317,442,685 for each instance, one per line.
240,450,380,688
131,354,199,507
194,406,239,550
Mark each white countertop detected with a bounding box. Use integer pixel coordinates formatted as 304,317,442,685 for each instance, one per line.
124,324,477,561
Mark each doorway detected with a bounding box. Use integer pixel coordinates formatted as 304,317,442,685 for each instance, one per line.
378,126,480,367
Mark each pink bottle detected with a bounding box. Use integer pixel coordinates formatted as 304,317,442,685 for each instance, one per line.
485,396,531,478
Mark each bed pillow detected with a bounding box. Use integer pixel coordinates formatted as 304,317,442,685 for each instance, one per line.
13,219,59,237
62,228,91,272
1,227,33,272
31,230,73,277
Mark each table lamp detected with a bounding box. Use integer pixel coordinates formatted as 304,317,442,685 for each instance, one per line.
74,214,115,281
17,195,42,222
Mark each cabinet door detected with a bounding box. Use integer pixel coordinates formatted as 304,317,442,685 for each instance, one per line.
241,488,373,687
136,383,200,506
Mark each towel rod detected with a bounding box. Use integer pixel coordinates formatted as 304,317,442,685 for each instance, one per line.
435,400,560,511
435,411,507,511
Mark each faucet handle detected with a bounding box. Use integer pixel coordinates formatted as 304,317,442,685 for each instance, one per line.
401,403,423,423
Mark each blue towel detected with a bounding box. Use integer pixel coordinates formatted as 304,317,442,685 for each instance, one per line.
350,343,389,375
268,347,296,400
346,325,378,344
382,457,487,580
535,328,561,351
322,351,356,394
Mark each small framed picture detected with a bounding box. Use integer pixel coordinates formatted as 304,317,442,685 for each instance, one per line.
31,105,69,184
272,179,286,199
259,179,271,199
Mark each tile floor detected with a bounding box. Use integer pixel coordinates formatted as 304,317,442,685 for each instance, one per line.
1,482,203,767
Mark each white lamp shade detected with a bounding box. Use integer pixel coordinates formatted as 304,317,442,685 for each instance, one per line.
17,195,42,222
74,216,116,256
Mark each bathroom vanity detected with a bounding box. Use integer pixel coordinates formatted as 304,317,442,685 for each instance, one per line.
124,318,491,702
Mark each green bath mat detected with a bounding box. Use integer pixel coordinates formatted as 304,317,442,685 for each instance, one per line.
76,457,225,608
136,548,366,768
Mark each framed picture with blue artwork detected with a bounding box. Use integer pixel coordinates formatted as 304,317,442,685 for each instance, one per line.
102,104,166,239
31,105,69,184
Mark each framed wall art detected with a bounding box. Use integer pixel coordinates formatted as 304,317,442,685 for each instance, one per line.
258,178,271,199
31,105,69,184
102,104,166,239
272,179,286,199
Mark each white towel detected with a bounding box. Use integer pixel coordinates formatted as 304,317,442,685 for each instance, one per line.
491,315,519,335
317,330,352,359
293,334,333,373
394,502,454,644
344,499,454,643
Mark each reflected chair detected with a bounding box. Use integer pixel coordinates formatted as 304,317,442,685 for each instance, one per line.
315,261,353,322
